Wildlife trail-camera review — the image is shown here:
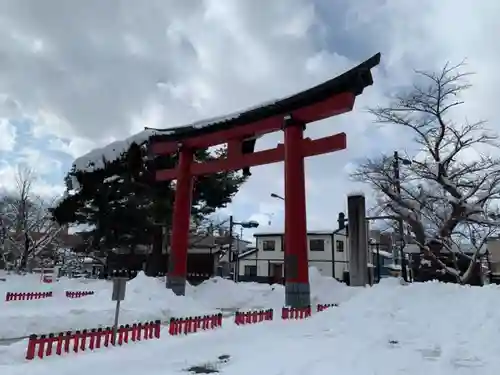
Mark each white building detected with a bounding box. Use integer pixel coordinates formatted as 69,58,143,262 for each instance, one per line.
237,229,348,283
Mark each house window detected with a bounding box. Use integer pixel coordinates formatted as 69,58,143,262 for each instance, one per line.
262,240,276,251
336,240,344,252
244,265,257,277
310,239,325,251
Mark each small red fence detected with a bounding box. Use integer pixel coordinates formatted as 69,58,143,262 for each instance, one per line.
235,309,273,325
23,303,337,361
5,291,53,302
168,314,222,336
66,291,95,298
317,303,338,312
26,320,161,360
281,306,312,320
4,290,97,302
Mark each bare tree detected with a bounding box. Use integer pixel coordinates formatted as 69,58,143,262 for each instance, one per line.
353,62,500,284
0,167,63,271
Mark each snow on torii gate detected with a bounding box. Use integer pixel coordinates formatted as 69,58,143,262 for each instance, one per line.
150,53,381,307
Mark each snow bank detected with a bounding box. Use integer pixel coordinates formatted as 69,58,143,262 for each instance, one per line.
0,267,357,339
5,278,500,374
309,266,357,305
187,267,358,310
0,272,215,339
187,277,285,310
287,280,500,373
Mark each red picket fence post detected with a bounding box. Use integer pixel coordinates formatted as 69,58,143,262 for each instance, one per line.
317,303,338,312
201,315,209,330
281,306,311,320
25,320,161,360
6,291,53,302
216,313,222,327
235,312,243,325
234,309,274,325
169,318,179,336
168,314,222,336
66,290,95,298
265,308,274,321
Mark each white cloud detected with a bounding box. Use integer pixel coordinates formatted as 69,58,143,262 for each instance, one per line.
0,161,64,199
0,119,17,151
47,137,97,159
0,162,18,192
0,0,498,229
16,147,62,175
31,181,65,198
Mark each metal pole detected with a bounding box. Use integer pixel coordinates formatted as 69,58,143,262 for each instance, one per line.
331,234,335,278
234,231,241,282
112,299,121,345
376,243,381,282
236,228,244,282
393,151,408,282
229,216,235,281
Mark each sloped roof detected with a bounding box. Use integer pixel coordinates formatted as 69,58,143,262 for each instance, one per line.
149,53,381,142
73,53,380,172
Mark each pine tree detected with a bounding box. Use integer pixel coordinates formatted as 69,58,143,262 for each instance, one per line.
51,142,246,275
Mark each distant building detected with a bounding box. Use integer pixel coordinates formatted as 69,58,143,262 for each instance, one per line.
237,230,348,284
486,237,500,283
235,227,416,284
104,232,251,284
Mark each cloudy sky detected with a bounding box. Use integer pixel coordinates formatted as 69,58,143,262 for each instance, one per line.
0,0,499,236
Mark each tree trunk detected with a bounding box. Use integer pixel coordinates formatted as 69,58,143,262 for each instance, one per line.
20,232,29,271
414,242,445,282
145,226,164,276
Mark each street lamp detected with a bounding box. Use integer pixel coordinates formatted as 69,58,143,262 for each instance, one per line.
229,215,259,282
392,151,412,282
270,193,285,201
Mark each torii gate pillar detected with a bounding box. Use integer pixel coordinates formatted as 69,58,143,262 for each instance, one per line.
167,146,194,296
148,53,381,303
283,115,310,307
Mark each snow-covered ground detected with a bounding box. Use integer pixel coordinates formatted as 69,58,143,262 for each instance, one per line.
0,268,353,339
186,267,354,311
2,277,500,374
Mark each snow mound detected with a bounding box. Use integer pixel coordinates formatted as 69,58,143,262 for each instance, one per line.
187,267,358,310
187,276,284,310
6,279,500,374
0,268,360,339
0,272,216,339
309,266,355,305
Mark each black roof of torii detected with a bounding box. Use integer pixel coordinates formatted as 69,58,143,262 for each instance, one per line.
148,53,381,143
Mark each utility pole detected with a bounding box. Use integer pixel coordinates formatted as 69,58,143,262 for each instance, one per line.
228,215,235,281
227,215,259,282
376,242,381,282
393,151,408,282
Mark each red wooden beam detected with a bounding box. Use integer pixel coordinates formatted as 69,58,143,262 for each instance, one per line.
155,133,346,181
151,92,355,155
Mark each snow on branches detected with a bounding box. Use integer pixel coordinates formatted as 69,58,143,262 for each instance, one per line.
0,167,63,271
353,61,500,283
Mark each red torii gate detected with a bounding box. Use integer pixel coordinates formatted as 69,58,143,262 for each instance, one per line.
150,53,380,307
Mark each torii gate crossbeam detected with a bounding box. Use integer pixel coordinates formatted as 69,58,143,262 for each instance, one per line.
149,53,381,307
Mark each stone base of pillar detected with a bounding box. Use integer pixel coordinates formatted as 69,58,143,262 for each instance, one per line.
285,281,311,307
166,275,186,296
